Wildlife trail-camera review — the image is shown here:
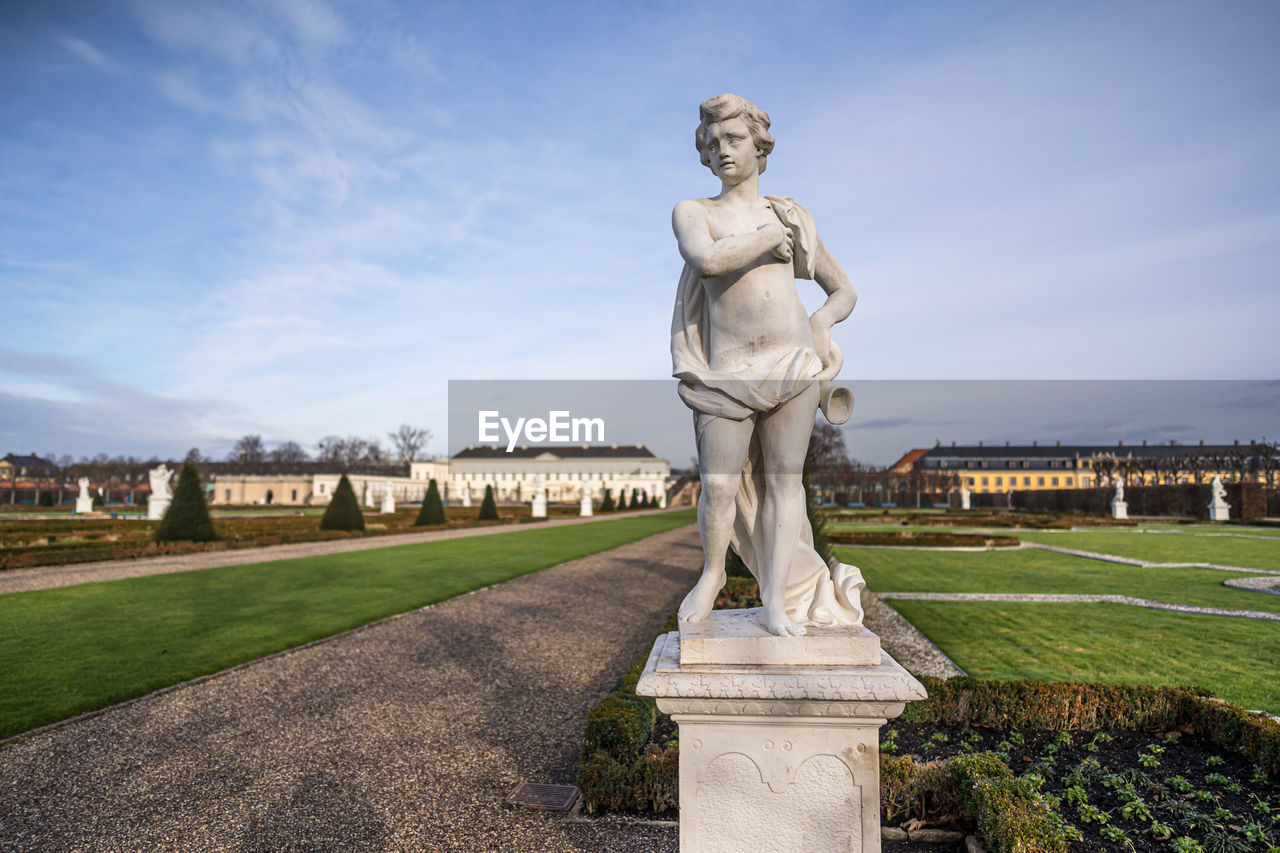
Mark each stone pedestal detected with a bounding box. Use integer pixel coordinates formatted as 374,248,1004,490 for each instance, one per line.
147,497,170,521
580,496,593,517
637,613,927,853
1111,500,1128,520
75,496,94,514
1209,499,1230,521
532,494,547,518
381,493,395,514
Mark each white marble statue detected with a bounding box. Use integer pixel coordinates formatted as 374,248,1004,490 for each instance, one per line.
1111,476,1128,520
580,481,594,517
75,476,93,513
959,484,971,511
672,93,863,638
1209,474,1230,520
460,485,472,508
148,465,173,501
380,479,395,514
531,473,547,518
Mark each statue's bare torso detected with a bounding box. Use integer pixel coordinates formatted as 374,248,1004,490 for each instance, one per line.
685,197,814,374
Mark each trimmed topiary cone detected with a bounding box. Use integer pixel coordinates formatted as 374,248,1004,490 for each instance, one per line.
154,462,218,543
320,474,366,531
601,488,615,512
478,484,499,520
415,478,446,526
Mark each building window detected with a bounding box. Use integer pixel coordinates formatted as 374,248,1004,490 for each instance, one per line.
995,476,1003,486
291,489,298,501
1037,477,1045,486
1082,476,1091,487
1051,477,1060,486
1066,477,1073,486
981,477,989,486
225,489,231,501
1023,477,1031,486
319,484,325,494
966,477,975,486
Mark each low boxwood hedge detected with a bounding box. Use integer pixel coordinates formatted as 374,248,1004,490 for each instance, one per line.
826,530,1021,548
579,626,1280,846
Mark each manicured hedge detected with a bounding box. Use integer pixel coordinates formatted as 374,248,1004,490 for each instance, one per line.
578,657,1280,837
827,531,1020,548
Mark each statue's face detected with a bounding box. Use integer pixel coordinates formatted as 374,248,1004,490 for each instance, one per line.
703,117,759,184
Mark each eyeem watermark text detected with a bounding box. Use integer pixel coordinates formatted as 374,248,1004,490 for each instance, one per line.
478,410,605,452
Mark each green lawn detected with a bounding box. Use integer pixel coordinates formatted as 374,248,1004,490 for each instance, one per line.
1014,529,1280,569
0,510,695,739
888,600,1279,712
836,546,1280,613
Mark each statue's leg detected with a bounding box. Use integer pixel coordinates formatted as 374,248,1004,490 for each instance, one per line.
680,413,754,624
754,382,820,637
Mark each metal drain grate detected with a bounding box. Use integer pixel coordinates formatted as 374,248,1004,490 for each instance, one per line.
505,782,581,811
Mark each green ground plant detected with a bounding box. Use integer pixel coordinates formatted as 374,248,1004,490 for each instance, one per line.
319,475,365,531
478,484,498,520
1014,530,1279,571
414,479,445,526
153,463,218,543
0,510,696,739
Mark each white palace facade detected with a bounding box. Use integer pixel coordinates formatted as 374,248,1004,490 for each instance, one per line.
208,445,670,507
412,444,670,506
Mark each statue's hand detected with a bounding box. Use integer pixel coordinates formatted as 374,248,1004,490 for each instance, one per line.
810,316,833,367
758,222,793,263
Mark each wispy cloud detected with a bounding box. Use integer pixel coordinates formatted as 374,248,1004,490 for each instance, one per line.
56,34,120,72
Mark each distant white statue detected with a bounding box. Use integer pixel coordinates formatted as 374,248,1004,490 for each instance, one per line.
148,465,173,501
380,478,395,514
1111,475,1128,520
147,465,173,520
1208,474,1230,521
75,476,93,514
959,484,971,510
460,485,472,508
531,473,547,518
580,481,594,517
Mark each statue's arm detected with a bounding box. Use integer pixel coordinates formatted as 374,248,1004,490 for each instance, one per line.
810,233,857,327
808,233,857,367
673,200,791,278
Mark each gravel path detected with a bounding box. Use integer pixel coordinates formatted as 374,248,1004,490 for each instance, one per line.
877,591,1280,621
859,590,966,679
0,509,679,596
0,525,704,852
1024,541,1280,575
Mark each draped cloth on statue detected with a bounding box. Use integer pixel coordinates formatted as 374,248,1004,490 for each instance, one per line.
671,195,865,627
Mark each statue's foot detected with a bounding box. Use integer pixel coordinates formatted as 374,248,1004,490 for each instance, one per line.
760,605,807,637
678,568,725,624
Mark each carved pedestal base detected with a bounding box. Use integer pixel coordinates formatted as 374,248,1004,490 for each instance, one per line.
637,627,927,853
147,497,170,521
1111,500,1128,520
1209,501,1230,521
75,497,94,514
532,495,547,518
579,497,593,517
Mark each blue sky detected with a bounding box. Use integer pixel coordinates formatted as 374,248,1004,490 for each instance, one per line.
2,0,1278,462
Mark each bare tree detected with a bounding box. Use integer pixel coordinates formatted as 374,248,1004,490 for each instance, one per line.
1157,453,1185,485
388,424,432,462
230,435,266,463
1092,455,1116,487
184,448,203,465
1257,441,1278,489
1223,444,1254,483
268,441,310,463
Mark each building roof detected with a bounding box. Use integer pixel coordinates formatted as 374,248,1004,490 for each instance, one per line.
452,444,658,460
2,453,55,468
887,448,931,472
918,442,1258,461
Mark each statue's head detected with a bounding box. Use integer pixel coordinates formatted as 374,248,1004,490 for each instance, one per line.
695,93,774,175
